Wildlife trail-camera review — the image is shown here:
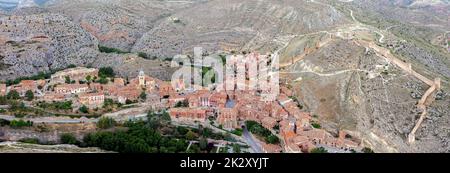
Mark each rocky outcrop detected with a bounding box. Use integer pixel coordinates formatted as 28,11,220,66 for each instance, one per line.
45,0,205,51
0,14,98,80
77,47,179,81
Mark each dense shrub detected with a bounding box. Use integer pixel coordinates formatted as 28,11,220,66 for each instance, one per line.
25,90,34,101
311,147,328,153
98,67,115,78
174,100,189,108
79,105,89,114
60,133,79,145
97,117,117,129
9,119,33,128
83,123,188,153
138,52,149,59
6,90,20,100
362,147,374,153
38,101,72,110
245,121,280,144
19,138,40,144
98,45,129,54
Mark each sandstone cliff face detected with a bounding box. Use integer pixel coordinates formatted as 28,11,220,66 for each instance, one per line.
0,13,98,80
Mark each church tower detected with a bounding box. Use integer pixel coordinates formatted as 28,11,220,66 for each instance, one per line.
139,70,145,87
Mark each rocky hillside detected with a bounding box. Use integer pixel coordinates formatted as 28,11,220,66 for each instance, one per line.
45,0,206,51
133,0,350,58
0,0,350,80
279,0,450,152
331,0,450,86
0,13,98,80
281,32,450,153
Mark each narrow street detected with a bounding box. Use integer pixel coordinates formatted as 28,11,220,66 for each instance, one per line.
242,127,263,153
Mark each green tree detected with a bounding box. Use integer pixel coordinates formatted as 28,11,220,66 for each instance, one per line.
99,67,115,78
40,101,73,110
174,100,189,107
265,135,280,144
201,128,212,138
60,133,79,145
7,90,20,100
233,144,241,153
125,99,134,105
185,131,197,140
9,119,33,128
81,122,193,153
0,96,7,105
177,126,189,135
79,105,89,114
85,75,92,83
97,77,109,84
311,122,321,129
25,90,34,101
362,147,374,153
9,101,26,112
199,138,208,150
98,45,129,54
311,147,328,153
231,128,243,136
161,111,171,122
139,91,147,101
65,76,71,84
97,117,116,129
103,98,115,108
273,124,280,131
138,52,149,59
67,64,77,68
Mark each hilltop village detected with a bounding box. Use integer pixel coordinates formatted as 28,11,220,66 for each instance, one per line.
0,59,361,153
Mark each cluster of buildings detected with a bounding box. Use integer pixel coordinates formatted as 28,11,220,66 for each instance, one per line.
1,67,166,110
164,53,361,153
0,53,361,153
167,82,360,153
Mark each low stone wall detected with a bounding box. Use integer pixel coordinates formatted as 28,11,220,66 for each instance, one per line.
0,127,59,143
0,123,96,144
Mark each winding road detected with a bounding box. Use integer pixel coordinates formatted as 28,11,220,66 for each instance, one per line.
242,127,263,153
279,2,442,146
0,114,98,124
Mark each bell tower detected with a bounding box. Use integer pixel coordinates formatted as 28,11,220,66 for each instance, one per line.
139,70,145,87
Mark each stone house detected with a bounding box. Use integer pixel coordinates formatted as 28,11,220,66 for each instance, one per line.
217,107,238,130
169,108,207,123
78,93,104,108
54,84,89,95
